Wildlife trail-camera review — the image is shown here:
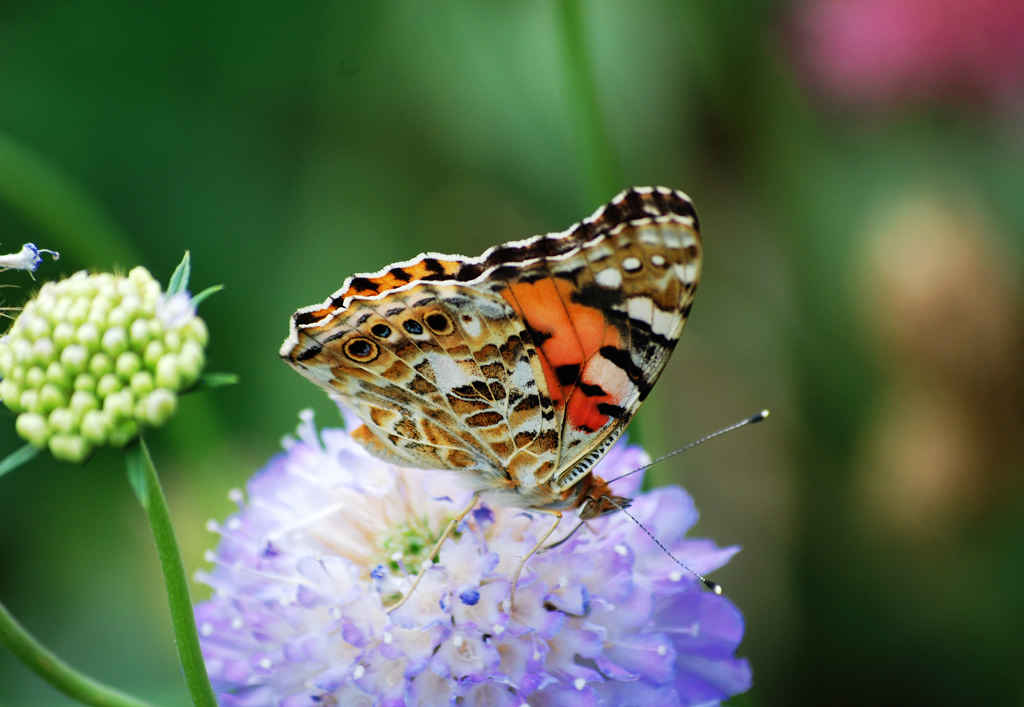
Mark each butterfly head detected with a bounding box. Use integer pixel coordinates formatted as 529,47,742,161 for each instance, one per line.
576,475,631,520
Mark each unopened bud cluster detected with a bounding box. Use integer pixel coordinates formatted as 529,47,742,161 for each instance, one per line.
0,268,208,462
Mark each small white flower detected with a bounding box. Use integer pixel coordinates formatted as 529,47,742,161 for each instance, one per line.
0,243,59,274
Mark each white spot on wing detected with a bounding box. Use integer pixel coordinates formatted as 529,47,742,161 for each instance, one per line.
627,296,653,324
427,352,474,391
595,268,622,288
651,308,678,336
461,315,482,338
622,257,642,272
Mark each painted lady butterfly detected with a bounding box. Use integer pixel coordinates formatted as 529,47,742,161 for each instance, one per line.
280,186,701,603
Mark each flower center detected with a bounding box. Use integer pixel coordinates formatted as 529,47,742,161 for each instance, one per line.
375,514,453,575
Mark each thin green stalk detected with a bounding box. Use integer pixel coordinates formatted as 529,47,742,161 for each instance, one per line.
0,599,154,707
126,437,216,707
556,0,622,205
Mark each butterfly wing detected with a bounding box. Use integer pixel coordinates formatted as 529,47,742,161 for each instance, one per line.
281,186,701,505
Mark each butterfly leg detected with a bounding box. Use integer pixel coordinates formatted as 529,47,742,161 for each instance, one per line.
508,509,562,609
387,491,480,614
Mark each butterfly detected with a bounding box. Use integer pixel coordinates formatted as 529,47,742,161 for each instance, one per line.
280,186,701,607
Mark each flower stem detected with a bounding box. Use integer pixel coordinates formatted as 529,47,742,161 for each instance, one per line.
555,0,622,205
126,437,216,707
0,599,154,707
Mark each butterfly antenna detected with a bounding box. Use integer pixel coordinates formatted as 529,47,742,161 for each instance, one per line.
601,494,723,594
605,409,770,486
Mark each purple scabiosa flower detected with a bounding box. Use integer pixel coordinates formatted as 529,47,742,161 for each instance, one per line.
196,410,751,706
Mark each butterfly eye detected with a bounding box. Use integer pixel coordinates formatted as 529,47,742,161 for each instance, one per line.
370,323,391,338
402,319,423,335
344,337,379,362
424,312,454,335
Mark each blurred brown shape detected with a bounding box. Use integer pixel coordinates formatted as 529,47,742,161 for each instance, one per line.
855,191,1023,536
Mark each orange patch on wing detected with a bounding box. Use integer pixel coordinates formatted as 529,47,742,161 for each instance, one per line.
501,278,622,431
336,258,464,299
298,258,467,324
565,328,624,432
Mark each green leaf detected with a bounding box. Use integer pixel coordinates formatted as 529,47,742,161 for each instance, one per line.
166,251,191,296
0,443,41,479
191,283,223,309
124,440,150,508
198,372,239,388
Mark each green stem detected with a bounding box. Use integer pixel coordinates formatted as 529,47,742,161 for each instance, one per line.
0,599,154,707
126,437,216,707
556,0,622,205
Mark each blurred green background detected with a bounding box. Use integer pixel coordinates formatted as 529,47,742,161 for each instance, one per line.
1,1,1022,705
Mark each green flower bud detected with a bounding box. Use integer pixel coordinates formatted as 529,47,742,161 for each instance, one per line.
129,318,150,347
15,412,49,447
48,407,77,434
141,389,177,426
108,300,139,328
0,379,22,411
11,338,32,364
186,318,209,346
164,330,182,353
1,265,210,459
115,351,142,379
143,340,165,368
25,366,45,389
31,338,55,364
178,341,204,385
103,389,134,420
108,419,138,447
70,390,99,416
67,298,89,325
101,326,128,357
80,409,110,444
39,383,67,412
130,370,154,397
53,322,76,347
155,354,180,390
19,389,40,414
60,344,88,375
74,373,97,392
46,361,70,387
96,373,121,398
76,322,100,351
48,434,91,463
24,314,50,340
89,352,113,377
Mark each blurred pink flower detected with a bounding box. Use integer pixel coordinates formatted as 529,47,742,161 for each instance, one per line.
797,0,1024,106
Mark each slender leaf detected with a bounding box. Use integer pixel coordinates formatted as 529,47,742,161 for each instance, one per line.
198,372,239,389
191,283,223,309
166,251,191,296
0,443,41,479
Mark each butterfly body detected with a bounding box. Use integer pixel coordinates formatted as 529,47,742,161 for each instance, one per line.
281,187,701,518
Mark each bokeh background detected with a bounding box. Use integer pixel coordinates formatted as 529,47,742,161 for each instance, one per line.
1,2,1022,705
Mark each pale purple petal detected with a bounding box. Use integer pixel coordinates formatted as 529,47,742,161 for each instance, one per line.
195,410,752,705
